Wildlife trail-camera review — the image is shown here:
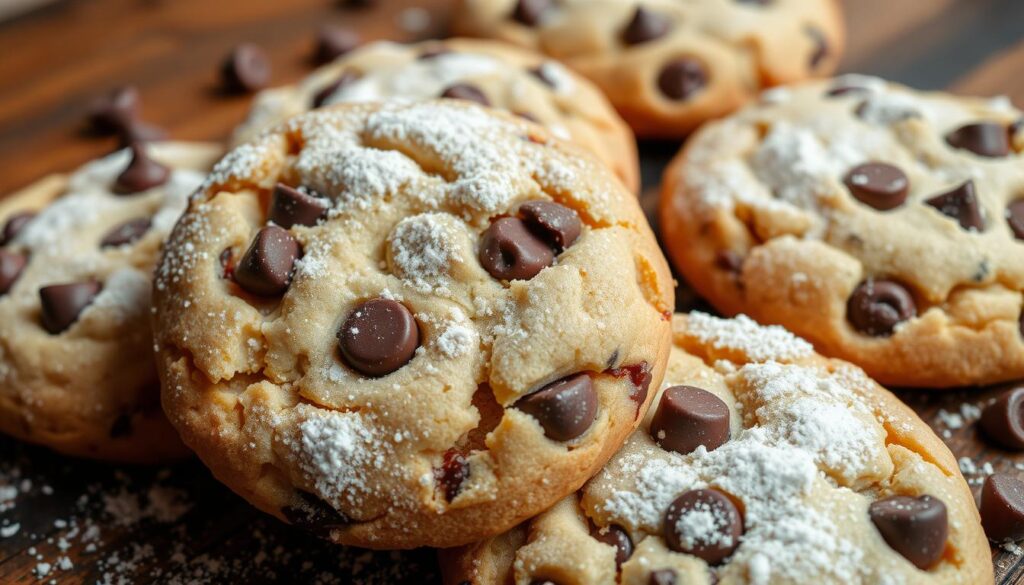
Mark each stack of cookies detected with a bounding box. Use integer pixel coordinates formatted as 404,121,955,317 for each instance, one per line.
2,1,1022,583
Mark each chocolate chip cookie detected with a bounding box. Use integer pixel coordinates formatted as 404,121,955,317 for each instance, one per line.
660,77,1024,388
441,312,991,584
452,0,844,138
0,142,221,462
232,38,639,192
153,101,673,548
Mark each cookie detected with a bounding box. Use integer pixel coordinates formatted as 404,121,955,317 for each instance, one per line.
451,0,844,138
441,312,991,584
231,38,640,192
660,77,1024,388
0,142,221,462
153,100,673,548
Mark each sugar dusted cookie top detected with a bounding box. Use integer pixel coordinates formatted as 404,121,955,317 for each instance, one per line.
0,142,221,462
232,38,639,192
452,0,844,137
660,76,1024,388
153,100,673,548
442,313,991,585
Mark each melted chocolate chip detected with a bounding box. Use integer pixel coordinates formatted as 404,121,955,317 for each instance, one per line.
621,7,670,45
843,162,909,211
869,495,947,570
100,218,152,248
1007,200,1024,241
945,122,1011,158
925,180,984,231
806,26,828,69
514,373,597,441
440,83,490,106
233,226,301,297
221,43,271,93
981,473,1024,542
519,200,581,252
437,449,469,502
663,489,743,564
512,0,552,26
657,58,707,101
847,279,916,337
313,25,360,64
0,251,27,296
649,570,677,585
607,362,653,412
113,144,170,194
87,86,139,135
268,183,328,229
281,491,350,536
311,70,359,108
479,217,554,281
1,212,35,246
39,281,102,334
979,386,1024,450
590,523,633,568
649,386,730,455
219,248,235,280
338,298,419,377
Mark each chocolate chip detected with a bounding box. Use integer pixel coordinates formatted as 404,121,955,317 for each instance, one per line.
945,122,1011,157
311,70,359,108
514,373,597,441
649,570,677,585
0,251,27,296
233,226,301,297
529,64,558,88
1007,200,1024,240
39,281,102,334
981,473,1024,542
113,144,170,194
511,0,551,26
1,211,35,245
519,200,581,252
847,279,916,337
589,523,632,568
843,162,909,211
649,386,730,455
657,58,707,101
281,491,350,536
221,43,271,93
312,25,360,64
869,495,947,570
100,218,152,248
109,414,133,438
925,180,984,231
436,449,469,502
621,7,670,45
338,298,419,377
268,183,329,229
663,489,743,564
479,217,554,281
806,27,829,69
979,386,1024,450
440,83,490,106
87,86,139,135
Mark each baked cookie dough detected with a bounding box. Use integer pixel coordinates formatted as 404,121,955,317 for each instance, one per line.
451,0,844,138
153,100,673,548
232,38,639,193
0,142,221,462
660,77,1024,388
441,312,992,584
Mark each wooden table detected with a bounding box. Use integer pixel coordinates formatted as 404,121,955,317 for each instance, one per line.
0,0,1022,582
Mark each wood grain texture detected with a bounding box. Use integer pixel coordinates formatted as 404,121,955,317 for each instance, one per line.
0,0,1022,583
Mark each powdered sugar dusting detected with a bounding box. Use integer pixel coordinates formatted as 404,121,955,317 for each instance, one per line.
388,213,461,294
685,312,813,361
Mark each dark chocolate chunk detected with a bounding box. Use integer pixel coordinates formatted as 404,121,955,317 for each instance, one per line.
843,162,909,211
621,7,670,45
925,180,984,231
979,386,1024,450
519,200,581,252
657,58,707,101
87,86,139,135
846,279,916,337
114,144,171,194
663,489,743,564
0,251,27,296
649,385,730,455
233,226,301,297
268,183,328,229
980,473,1024,542
945,122,1011,158
869,495,947,570
1,211,35,246
338,298,420,377
100,218,152,248
440,83,490,106
221,43,271,93
590,523,633,568
39,281,103,334
479,217,554,281
1007,199,1024,241
514,373,597,441
511,0,552,26
311,70,359,108
313,25,360,64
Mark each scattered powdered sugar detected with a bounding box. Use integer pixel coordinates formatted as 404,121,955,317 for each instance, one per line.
855,91,925,125
89,268,153,321
684,312,813,362
934,401,982,438
388,213,461,293
673,499,735,549
436,323,476,358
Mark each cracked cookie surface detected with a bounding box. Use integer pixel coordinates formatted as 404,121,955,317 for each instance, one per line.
232,38,639,193
441,313,991,585
660,77,1024,388
452,0,844,138
153,100,673,548
0,142,221,462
